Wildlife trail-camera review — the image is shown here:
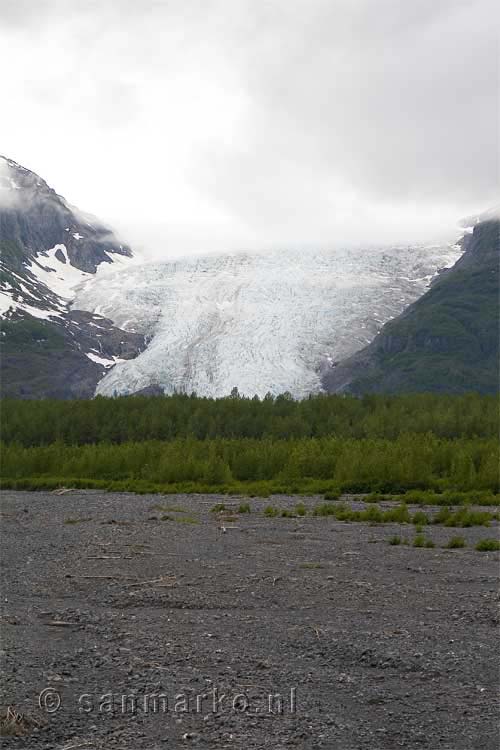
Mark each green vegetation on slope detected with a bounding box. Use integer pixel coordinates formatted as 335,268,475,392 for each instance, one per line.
324,220,500,394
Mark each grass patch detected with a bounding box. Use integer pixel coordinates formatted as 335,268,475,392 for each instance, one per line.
258,500,496,528
238,503,251,513
367,490,500,507
210,503,226,513
64,517,92,524
264,506,279,518
445,536,467,549
475,538,500,551
300,562,323,569
388,535,401,545
161,514,199,524
0,707,41,737
433,507,494,527
312,502,412,524
412,511,428,526
173,516,199,524
313,503,339,517
413,533,435,548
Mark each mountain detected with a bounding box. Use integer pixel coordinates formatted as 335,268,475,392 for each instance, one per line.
73,243,461,399
0,156,144,398
322,217,499,395
3,156,485,401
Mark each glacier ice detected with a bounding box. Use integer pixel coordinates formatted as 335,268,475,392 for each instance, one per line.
73,243,462,399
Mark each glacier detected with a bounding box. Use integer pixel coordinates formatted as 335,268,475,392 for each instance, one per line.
73,243,462,399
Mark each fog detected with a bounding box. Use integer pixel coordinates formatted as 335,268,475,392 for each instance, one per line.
1,0,497,257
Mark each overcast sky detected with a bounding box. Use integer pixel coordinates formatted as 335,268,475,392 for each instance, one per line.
1,0,498,257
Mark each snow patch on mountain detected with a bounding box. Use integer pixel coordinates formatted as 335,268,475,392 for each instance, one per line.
27,245,90,301
74,242,462,399
86,352,126,367
0,290,60,320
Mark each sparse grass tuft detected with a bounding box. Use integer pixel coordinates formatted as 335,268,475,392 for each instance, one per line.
64,517,92,524
445,535,467,549
172,516,199,524
295,502,307,516
264,506,279,518
238,503,251,514
210,503,226,513
0,707,41,737
151,504,186,513
388,535,401,545
300,562,323,569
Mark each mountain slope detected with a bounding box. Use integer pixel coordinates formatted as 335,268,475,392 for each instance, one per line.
0,157,144,398
322,218,499,395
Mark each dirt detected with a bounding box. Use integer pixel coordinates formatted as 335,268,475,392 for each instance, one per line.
0,490,498,749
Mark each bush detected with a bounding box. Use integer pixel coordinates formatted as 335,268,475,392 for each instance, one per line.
324,490,340,501
433,507,452,524
442,508,493,527
365,493,393,503
383,503,411,523
412,511,428,526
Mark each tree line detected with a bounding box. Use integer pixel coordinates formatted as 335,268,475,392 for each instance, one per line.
1,434,497,494
1,392,497,446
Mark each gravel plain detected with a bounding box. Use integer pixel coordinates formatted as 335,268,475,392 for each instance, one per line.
0,490,499,749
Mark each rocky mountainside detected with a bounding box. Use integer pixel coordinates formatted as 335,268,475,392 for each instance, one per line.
0,156,144,398
323,217,499,395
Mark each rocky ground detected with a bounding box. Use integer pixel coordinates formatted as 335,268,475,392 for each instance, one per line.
0,490,498,749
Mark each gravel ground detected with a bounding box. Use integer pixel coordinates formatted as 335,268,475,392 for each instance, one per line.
0,490,498,749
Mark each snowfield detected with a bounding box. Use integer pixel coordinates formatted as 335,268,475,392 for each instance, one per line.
73,243,462,399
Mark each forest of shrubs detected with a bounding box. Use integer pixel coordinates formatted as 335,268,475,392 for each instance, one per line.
1,393,498,496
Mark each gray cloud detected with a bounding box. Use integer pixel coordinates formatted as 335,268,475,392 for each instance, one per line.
0,0,497,256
